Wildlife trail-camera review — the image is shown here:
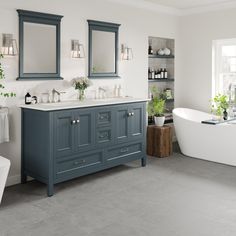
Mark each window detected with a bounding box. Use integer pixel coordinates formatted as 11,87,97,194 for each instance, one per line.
212,39,236,98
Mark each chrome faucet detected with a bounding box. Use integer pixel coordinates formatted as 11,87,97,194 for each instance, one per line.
52,88,65,103
98,87,106,99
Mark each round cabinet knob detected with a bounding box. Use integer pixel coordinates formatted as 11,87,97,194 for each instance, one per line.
71,120,76,124
131,112,134,116
76,119,80,123
128,112,132,117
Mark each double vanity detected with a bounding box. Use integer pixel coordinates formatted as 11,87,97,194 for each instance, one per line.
16,10,147,196
21,98,147,196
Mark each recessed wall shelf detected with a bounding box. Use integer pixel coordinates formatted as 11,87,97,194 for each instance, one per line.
148,36,175,125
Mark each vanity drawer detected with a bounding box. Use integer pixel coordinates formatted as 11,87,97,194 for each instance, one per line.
55,151,103,177
96,110,112,126
96,127,112,144
106,142,143,161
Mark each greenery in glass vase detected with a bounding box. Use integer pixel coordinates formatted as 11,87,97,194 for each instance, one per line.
211,94,229,117
0,54,16,98
73,77,91,90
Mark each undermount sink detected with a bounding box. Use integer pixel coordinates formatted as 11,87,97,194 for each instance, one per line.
93,97,127,102
41,101,80,106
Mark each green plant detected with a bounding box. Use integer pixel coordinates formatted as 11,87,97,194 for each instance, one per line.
153,97,165,116
148,86,165,117
211,94,229,116
0,54,16,97
73,77,91,90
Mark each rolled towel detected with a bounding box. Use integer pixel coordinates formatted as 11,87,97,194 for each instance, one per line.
0,110,9,143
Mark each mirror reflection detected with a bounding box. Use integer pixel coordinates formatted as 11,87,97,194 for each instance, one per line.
23,22,56,73
91,30,115,73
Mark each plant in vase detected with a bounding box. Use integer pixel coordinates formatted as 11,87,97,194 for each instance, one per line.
73,77,91,101
148,86,166,126
0,54,16,101
211,94,229,120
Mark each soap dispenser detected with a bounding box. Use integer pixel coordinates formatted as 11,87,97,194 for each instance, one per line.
117,85,122,97
25,92,32,104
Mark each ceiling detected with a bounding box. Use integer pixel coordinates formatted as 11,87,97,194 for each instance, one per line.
143,0,236,9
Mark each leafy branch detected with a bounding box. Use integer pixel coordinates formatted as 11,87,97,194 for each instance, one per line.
0,53,16,97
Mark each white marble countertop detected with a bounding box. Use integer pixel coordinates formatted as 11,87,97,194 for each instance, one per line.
20,97,150,111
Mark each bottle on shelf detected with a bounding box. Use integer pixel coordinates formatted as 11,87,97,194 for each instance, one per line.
157,69,161,79
148,68,151,79
154,70,158,79
164,68,168,79
160,68,164,79
151,68,155,80
148,41,153,55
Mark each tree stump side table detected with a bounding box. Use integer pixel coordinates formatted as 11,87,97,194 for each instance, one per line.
147,125,173,158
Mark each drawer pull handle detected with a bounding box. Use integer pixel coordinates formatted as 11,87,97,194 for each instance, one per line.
74,159,86,165
99,114,108,120
99,133,108,139
120,148,129,153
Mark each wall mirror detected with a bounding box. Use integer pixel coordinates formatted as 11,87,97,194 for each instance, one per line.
17,10,63,80
88,20,120,78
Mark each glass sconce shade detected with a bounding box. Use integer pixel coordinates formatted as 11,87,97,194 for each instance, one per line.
1,34,18,56
121,44,133,60
71,40,85,58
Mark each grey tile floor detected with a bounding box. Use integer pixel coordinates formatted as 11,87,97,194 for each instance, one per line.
1,151,236,236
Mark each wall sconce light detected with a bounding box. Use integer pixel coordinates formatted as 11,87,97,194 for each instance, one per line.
1,34,18,56
121,44,133,60
71,40,85,58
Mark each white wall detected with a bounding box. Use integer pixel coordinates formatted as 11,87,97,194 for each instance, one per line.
176,8,236,112
0,0,178,185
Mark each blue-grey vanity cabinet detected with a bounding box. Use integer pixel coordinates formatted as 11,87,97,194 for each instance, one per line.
53,108,95,158
21,102,146,197
115,103,144,143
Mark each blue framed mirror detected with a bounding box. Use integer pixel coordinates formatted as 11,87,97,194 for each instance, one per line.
88,20,120,79
17,10,63,80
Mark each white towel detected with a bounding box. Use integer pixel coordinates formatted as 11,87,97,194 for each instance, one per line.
0,110,9,143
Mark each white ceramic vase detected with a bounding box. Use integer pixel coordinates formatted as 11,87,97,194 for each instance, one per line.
163,48,171,55
154,116,165,126
157,49,164,55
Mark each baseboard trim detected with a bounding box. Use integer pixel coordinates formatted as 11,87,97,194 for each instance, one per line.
6,175,21,187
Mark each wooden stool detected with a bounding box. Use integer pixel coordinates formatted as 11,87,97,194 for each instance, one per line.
147,125,172,158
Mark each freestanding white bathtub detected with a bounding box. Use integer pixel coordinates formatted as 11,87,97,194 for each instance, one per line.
173,108,236,166
0,156,10,204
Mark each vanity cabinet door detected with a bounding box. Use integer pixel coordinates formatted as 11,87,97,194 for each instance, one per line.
114,105,129,143
114,103,144,143
74,108,95,153
54,110,75,158
129,103,144,140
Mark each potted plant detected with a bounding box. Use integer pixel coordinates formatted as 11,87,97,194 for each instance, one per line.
148,86,166,126
72,77,91,101
0,54,16,101
211,94,229,120
153,97,165,126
